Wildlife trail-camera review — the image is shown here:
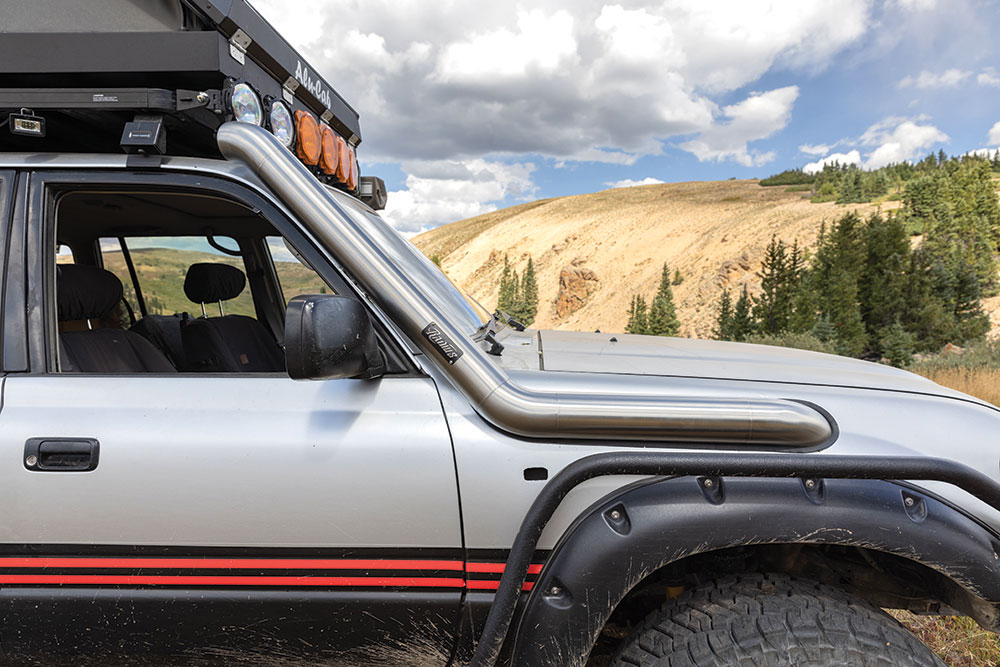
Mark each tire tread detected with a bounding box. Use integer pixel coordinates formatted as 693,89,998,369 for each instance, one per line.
610,574,946,667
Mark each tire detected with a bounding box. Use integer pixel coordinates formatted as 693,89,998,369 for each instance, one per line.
610,573,946,667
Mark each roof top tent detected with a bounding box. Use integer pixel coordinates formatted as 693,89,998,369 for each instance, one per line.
0,0,367,195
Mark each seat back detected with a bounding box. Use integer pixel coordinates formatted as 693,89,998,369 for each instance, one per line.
57,264,176,373
131,313,190,369
180,263,284,372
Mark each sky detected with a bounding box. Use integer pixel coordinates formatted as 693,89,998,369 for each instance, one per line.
249,0,1000,235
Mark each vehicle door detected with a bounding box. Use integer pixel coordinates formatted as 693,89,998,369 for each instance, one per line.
0,169,464,665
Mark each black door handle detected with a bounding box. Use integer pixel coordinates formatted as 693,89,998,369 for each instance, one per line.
24,438,99,472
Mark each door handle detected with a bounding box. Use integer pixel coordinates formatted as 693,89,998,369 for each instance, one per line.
24,438,99,472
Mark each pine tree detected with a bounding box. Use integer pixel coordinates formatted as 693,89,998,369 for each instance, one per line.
810,314,837,344
713,289,733,340
672,268,684,285
625,294,649,335
518,256,539,325
859,212,911,356
808,212,867,356
648,263,681,336
730,285,755,341
880,320,916,368
497,255,520,314
753,237,798,335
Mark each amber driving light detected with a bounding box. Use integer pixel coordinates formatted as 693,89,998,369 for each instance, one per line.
295,110,321,165
346,147,358,190
334,135,350,183
319,124,339,175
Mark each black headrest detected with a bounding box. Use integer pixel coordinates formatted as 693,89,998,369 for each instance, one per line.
57,264,123,322
184,263,246,303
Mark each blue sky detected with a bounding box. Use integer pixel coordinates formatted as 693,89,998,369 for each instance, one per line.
251,0,1000,233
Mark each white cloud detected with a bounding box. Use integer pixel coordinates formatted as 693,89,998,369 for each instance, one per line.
803,150,862,173
680,86,799,167
250,0,870,166
966,148,999,158
989,121,1000,146
674,1,870,93
860,116,949,168
799,143,832,156
890,0,938,9
380,159,536,232
898,68,971,89
605,177,665,189
980,69,1000,87
246,0,873,229
436,10,578,82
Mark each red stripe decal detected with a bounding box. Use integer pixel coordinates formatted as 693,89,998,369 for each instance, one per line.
466,562,543,574
0,575,466,587
466,579,534,591
0,558,465,571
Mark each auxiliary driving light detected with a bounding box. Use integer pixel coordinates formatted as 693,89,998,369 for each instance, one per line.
295,110,321,165
8,108,45,137
346,147,358,190
359,176,387,210
268,99,294,148
319,124,339,176
230,82,263,125
335,135,350,183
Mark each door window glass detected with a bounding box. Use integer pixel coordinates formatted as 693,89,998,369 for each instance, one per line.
267,237,332,303
100,237,255,318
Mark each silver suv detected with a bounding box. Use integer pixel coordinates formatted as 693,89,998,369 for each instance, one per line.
0,121,997,667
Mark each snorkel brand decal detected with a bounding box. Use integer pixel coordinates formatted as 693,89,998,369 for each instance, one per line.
422,323,463,365
294,61,333,109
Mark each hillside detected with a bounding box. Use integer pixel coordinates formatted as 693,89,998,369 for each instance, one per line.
413,179,901,338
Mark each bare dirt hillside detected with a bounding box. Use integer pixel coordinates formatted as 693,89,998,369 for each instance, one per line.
413,180,900,338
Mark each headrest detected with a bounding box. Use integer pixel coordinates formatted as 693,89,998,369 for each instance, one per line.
184,263,246,303
57,264,123,322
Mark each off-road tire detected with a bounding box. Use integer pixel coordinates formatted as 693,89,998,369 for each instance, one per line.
610,573,945,667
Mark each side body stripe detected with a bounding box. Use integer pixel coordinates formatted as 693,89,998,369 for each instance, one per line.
0,553,547,591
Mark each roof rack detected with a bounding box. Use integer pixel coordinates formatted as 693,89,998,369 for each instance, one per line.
0,0,371,197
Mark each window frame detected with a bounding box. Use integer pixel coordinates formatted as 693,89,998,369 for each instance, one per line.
28,169,420,377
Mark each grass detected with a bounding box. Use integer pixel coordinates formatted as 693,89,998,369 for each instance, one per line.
784,184,813,193
892,612,1000,666
914,366,1000,407
894,340,1000,664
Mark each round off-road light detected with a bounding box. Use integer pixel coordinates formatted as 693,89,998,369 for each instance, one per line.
346,147,358,190
230,83,263,125
295,110,321,165
268,99,294,147
319,124,339,175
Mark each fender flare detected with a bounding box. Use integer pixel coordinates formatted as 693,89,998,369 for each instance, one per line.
508,476,1000,667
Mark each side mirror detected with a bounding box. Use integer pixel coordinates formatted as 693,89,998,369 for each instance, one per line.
284,295,386,380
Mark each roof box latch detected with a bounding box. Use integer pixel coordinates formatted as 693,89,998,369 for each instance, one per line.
229,29,252,65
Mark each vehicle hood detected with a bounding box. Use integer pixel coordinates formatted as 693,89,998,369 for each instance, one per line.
498,328,975,401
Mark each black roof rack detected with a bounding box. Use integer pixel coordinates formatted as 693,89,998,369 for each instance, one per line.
0,0,361,161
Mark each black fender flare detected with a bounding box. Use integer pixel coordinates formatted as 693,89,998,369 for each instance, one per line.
507,475,1000,667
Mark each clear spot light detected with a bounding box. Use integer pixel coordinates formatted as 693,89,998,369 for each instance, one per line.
230,83,262,125
269,100,294,148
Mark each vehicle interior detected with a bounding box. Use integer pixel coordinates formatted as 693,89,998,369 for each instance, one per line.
51,187,376,375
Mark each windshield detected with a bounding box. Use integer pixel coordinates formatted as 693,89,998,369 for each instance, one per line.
330,190,488,334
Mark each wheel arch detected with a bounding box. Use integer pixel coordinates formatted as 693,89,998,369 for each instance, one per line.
507,475,1000,667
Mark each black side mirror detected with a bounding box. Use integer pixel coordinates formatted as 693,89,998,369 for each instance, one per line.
284,295,386,380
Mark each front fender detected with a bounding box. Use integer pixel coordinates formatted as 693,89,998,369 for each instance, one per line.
508,476,1000,667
